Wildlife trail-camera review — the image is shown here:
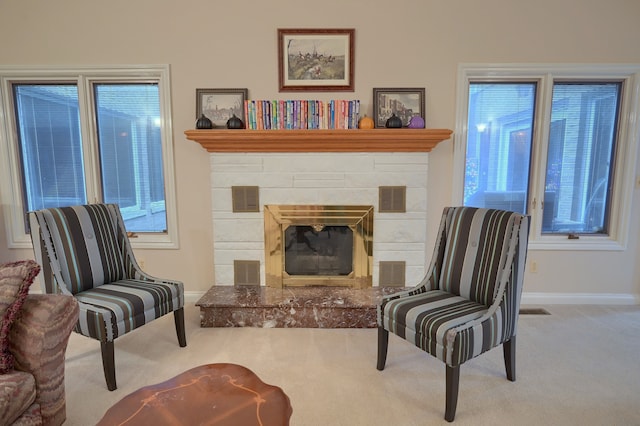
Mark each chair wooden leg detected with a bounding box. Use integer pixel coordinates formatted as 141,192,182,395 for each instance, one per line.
503,336,516,381
101,341,117,391
445,365,460,422
376,327,389,371
174,308,187,347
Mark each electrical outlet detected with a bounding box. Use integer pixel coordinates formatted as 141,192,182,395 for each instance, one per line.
530,261,538,273
139,259,146,270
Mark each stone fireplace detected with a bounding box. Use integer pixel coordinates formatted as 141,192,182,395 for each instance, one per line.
264,204,373,288
186,129,453,327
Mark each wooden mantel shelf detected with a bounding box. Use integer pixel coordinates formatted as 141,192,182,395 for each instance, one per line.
184,128,453,153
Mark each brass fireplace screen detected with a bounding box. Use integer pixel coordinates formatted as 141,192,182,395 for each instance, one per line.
264,205,373,288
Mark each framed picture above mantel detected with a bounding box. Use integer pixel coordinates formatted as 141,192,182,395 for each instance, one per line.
278,28,355,92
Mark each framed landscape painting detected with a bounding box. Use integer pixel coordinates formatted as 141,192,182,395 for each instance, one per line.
373,88,426,128
196,88,248,128
278,28,355,92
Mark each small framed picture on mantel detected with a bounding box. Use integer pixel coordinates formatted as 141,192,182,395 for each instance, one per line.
196,88,248,128
373,87,426,128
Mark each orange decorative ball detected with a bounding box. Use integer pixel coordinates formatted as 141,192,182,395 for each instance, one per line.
358,115,375,129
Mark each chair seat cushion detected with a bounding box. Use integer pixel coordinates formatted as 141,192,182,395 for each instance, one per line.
380,290,488,361
0,370,38,424
74,279,183,342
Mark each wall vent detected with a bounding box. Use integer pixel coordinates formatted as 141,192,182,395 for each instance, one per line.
519,308,551,315
232,186,259,212
379,261,406,287
379,186,406,213
234,260,260,286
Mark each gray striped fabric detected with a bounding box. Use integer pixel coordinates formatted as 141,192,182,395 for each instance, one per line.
378,207,528,367
29,204,184,343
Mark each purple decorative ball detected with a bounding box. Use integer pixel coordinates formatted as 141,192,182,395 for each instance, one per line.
408,116,425,129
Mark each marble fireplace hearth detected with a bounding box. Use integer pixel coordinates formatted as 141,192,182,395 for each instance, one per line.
195,286,407,328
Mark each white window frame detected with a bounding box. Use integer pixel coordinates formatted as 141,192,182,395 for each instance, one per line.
453,63,640,251
0,64,179,249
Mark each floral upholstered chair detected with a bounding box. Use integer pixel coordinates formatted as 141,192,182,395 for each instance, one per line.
377,207,529,422
29,204,186,391
1,259,79,425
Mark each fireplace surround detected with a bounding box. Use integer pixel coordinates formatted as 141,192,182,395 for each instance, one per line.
264,205,373,288
204,149,430,288
185,128,452,288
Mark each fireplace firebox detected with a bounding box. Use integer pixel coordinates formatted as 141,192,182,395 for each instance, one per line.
264,205,373,288
284,225,353,276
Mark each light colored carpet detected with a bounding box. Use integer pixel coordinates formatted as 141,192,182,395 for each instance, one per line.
63,303,640,425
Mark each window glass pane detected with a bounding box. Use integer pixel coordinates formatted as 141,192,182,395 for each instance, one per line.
13,84,86,212
543,82,620,234
463,83,536,214
94,83,166,233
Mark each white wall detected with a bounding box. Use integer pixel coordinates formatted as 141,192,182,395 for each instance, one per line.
1,0,639,301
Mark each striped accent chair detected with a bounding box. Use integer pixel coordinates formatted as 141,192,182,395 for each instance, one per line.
377,207,529,422
29,204,186,391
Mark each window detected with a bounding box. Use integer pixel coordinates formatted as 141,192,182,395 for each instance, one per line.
0,66,178,248
543,83,620,235
463,83,536,216
454,64,640,250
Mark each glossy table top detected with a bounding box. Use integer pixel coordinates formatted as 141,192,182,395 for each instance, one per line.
97,363,292,425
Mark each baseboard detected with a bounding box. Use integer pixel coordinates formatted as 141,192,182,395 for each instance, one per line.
522,292,640,305
185,291,206,303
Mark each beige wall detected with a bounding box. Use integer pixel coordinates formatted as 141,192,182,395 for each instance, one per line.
1,0,639,299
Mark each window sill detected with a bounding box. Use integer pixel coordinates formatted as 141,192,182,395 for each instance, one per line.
528,237,626,251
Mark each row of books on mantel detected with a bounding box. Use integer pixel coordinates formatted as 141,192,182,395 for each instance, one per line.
243,99,360,130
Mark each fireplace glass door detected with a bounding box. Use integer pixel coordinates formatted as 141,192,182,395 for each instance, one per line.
284,225,353,276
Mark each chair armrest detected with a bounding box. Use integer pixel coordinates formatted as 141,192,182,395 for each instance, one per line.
379,273,437,304
8,294,79,425
136,272,183,287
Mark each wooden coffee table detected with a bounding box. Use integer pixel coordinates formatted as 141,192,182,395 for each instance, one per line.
97,363,293,425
